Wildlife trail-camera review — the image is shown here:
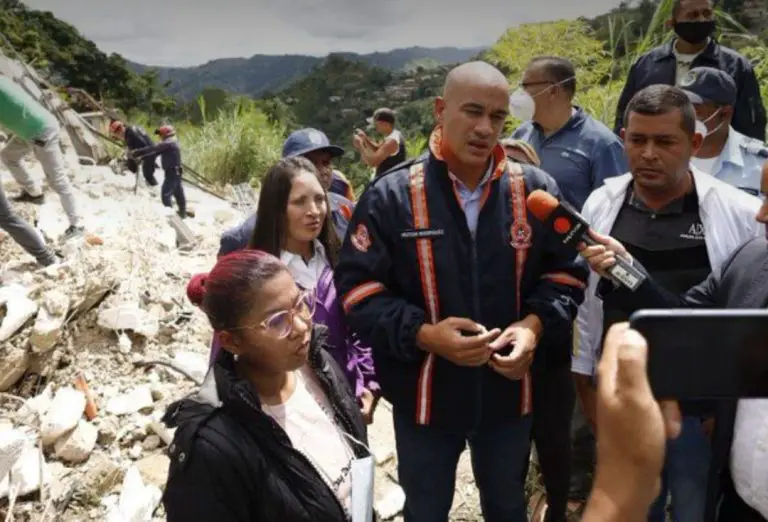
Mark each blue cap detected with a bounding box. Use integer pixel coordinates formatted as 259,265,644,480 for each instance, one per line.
679,67,737,106
282,128,344,158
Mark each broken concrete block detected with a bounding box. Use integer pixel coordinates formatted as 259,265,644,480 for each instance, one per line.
0,348,30,392
105,466,162,522
172,351,208,384
40,387,86,446
135,454,170,489
375,484,406,521
15,383,54,423
54,420,98,463
97,303,159,338
0,294,38,342
106,385,154,416
72,278,113,316
0,435,51,500
29,290,70,352
0,429,27,479
83,454,123,497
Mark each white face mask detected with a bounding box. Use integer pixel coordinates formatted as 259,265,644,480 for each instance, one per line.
508,76,575,122
695,108,724,139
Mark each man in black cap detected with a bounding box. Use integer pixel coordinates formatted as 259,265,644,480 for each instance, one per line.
353,107,407,178
614,0,766,141
682,66,768,196
218,128,354,256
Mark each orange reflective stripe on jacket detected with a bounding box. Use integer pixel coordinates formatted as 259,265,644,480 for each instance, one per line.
508,168,533,416
409,162,440,426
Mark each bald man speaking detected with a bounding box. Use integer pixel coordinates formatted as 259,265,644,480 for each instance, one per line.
335,61,588,521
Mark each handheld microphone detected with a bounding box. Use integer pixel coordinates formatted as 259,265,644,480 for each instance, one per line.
526,190,646,291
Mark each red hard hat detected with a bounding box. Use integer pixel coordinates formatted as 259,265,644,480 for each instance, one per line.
109,120,125,133
156,125,176,138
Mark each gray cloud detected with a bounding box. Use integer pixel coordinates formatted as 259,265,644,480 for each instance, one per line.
24,0,623,66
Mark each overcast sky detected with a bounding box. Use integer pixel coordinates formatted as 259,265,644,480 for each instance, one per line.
25,0,623,67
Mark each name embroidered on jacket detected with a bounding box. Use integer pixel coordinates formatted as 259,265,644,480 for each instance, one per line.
400,229,445,239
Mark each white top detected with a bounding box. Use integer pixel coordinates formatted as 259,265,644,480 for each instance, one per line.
690,154,720,175
673,40,706,84
280,239,329,291
263,365,354,513
384,129,403,156
572,168,764,376
731,399,768,517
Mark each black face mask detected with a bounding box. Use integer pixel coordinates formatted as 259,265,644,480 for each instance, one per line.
673,20,716,45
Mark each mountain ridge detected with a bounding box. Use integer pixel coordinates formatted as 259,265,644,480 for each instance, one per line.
126,46,485,100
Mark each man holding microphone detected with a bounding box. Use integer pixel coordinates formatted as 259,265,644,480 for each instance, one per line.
577,147,768,522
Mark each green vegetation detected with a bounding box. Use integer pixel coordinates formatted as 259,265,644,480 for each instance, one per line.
1,0,766,191
484,0,768,133
126,47,483,101
0,0,174,114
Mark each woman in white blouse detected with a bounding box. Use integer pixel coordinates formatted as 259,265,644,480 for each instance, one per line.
248,156,380,424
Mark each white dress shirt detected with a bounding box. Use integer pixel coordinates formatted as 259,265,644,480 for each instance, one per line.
280,240,329,291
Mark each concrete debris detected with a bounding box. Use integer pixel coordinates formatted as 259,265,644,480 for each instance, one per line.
98,303,159,338
29,289,70,352
0,428,51,500
0,159,440,520
106,386,154,416
104,466,162,522
0,348,30,392
83,455,124,497
15,383,54,424
171,351,208,384
53,419,98,463
0,428,27,479
0,292,38,342
375,484,406,521
40,386,86,446
135,454,170,490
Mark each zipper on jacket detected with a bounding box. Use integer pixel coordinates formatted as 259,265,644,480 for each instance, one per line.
469,231,485,428
308,350,367,459
234,386,350,520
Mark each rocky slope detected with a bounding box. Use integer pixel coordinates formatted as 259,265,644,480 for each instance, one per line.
0,147,487,521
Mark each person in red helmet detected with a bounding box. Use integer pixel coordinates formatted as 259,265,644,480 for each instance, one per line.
133,125,186,218
109,119,158,186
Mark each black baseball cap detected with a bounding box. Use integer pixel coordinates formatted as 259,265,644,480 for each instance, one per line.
282,128,344,158
679,67,737,106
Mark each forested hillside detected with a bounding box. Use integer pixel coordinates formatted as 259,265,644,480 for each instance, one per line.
127,46,483,101
0,0,765,192
0,0,173,114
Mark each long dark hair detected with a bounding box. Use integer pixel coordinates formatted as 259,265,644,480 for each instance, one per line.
249,156,340,267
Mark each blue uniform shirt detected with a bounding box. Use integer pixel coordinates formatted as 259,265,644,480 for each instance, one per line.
512,106,628,210
690,127,768,196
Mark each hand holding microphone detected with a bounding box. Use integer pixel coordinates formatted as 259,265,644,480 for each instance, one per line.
526,190,646,291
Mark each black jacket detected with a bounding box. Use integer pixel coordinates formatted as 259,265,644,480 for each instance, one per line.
335,138,587,430
162,326,368,522
124,125,154,151
598,236,768,522
614,39,766,141
134,138,182,171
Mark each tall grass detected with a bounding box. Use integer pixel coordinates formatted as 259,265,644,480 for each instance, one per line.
128,100,285,186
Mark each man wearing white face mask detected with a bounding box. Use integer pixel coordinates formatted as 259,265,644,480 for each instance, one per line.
681,66,768,196
510,57,628,211
510,57,627,522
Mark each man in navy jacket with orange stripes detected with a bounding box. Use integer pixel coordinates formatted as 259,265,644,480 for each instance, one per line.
335,62,588,522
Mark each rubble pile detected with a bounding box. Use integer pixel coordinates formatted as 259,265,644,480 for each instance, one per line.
0,158,452,521
0,161,243,521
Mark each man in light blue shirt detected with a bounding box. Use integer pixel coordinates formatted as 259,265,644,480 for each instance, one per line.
510,55,628,522
683,66,768,196
511,57,628,211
